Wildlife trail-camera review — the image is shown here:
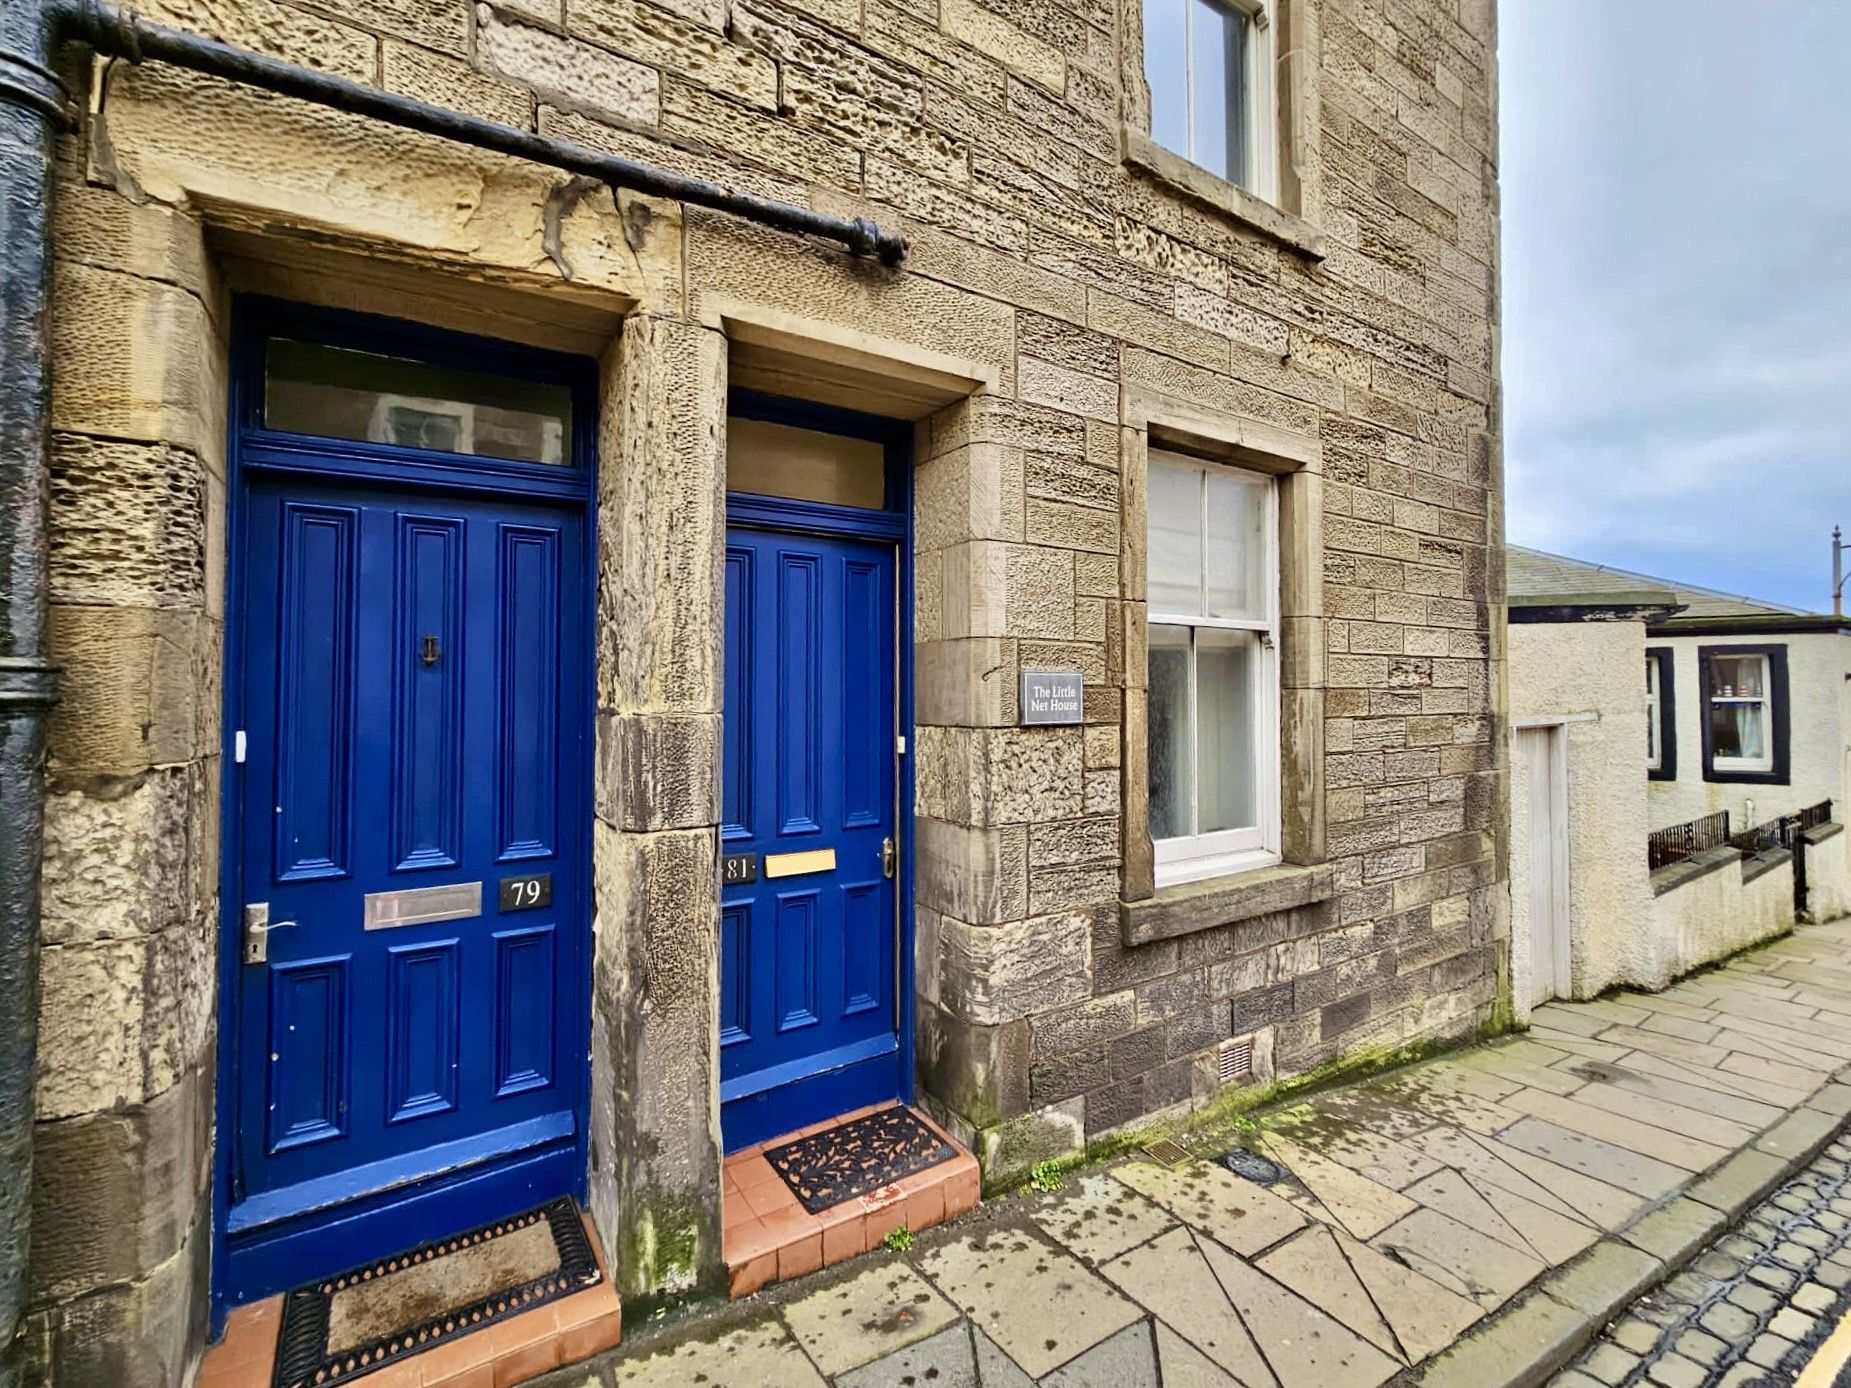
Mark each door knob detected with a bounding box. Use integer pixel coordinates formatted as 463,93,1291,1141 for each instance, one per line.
881,836,897,880
242,902,298,965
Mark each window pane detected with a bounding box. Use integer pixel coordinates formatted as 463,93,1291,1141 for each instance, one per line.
1196,627,1257,832
1190,0,1247,184
1148,462,1203,615
727,416,885,508
265,338,573,466
1714,654,1764,699
1646,658,1659,763
1144,0,1189,160
1204,471,1268,621
1711,701,1766,761
1149,624,1195,839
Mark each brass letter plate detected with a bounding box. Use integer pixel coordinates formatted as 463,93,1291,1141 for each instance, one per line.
762,848,836,879
364,881,483,930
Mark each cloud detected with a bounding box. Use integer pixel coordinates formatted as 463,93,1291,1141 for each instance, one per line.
1500,0,1851,611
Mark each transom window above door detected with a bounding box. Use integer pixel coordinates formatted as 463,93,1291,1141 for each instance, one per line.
1146,451,1280,886
1142,0,1277,196
263,336,578,467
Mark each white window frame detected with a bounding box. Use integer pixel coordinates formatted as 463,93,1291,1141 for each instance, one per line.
1142,0,1279,200
1645,654,1662,772
1709,652,1774,775
1148,451,1281,887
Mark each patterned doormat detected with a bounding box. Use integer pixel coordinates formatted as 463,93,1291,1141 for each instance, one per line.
766,1107,955,1213
272,1197,600,1388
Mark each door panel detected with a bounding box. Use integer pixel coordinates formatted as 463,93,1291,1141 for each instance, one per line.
233,478,587,1231
720,526,899,1148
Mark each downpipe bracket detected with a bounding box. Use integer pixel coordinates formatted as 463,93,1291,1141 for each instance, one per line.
0,48,76,128
0,659,60,714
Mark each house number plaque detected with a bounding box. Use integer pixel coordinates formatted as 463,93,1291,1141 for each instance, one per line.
1019,669,1084,726
722,853,758,884
498,873,552,912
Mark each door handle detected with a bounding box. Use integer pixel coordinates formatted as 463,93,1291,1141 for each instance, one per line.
242,902,297,965
881,836,897,880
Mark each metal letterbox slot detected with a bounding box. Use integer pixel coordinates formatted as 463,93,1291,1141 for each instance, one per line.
762,848,836,879
363,881,483,930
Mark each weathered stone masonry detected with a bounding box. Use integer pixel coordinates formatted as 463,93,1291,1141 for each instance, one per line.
25,0,1503,1380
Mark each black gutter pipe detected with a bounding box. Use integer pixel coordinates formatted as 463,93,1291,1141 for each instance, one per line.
0,0,61,1379
0,1,905,1377
60,0,910,265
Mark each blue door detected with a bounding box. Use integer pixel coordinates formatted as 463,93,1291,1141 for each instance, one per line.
720,525,900,1148
224,474,590,1299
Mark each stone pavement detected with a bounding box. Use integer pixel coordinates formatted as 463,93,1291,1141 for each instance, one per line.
559,921,1851,1388
1552,1131,1851,1388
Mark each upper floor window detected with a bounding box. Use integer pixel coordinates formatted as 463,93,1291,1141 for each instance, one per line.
1699,644,1789,784
1646,654,1663,771
1147,452,1279,885
1143,0,1276,197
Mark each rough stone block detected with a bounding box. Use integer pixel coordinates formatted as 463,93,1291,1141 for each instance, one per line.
479,11,660,123
915,817,1028,924
598,712,721,831
937,911,1092,1025
917,1001,1031,1127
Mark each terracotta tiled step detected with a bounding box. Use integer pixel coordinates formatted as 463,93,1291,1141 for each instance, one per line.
722,1102,981,1298
197,1216,620,1388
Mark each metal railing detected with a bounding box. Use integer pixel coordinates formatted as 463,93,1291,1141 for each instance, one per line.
1648,810,1732,871
1729,800,1834,856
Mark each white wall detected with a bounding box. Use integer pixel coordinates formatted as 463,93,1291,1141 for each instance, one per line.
1653,850,1794,979
1647,631,1851,832
1508,620,1658,1011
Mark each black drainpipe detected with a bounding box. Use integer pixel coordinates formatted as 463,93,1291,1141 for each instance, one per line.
0,1,905,1376
0,0,63,1379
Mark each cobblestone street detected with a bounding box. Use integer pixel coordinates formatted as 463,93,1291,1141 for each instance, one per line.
1555,1126,1851,1388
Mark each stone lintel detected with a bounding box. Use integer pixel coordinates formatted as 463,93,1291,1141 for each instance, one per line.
1120,861,1336,947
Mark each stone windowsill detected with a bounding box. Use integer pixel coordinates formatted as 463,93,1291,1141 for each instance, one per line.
1650,845,1740,898
1742,846,1793,885
1804,821,1844,846
1121,860,1336,947
1119,126,1328,261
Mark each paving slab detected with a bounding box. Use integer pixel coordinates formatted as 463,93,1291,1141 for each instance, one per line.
1153,1321,1242,1387
1371,1205,1548,1310
1099,1226,1277,1387
916,1228,1140,1380
1497,1089,1730,1172
1040,1321,1159,1388
1406,1125,1592,1225
1265,1113,1443,1191
1409,1290,1586,1388
972,1327,1033,1388
1259,1132,1416,1240
1328,1222,1483,1362
1255,1224,1399,1359
835,1324,975,1388
1197,1235,1400,1388
1495,1117,1687,1201
780,1258,962,1377
611,1317,825,1387
1030,1172,1176,1265
1113,1158,1306,1256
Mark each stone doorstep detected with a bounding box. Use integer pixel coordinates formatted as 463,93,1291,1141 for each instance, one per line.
195,1213,622,1388
723,1103,982,1298
1410,1072,1851,1388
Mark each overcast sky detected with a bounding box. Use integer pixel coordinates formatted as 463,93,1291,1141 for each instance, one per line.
1499,2,1851,612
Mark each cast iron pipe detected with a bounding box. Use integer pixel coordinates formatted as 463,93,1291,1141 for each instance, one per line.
0,0,59,1380
0,1,907,1377
56,0,909,265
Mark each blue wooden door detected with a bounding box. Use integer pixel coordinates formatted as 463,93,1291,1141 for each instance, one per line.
720,526,900,1148
227,474,588,1295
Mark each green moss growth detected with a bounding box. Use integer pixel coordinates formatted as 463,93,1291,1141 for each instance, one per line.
619,1188,723,1316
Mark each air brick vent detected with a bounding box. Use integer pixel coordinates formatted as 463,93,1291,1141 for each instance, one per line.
1219,1037,1254,1084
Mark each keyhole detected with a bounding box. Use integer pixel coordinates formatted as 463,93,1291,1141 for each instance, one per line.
421,633,440,667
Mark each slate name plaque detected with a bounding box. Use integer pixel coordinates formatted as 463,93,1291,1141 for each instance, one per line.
1020,669,1084,725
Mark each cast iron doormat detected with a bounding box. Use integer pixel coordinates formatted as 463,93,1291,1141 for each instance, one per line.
272,1196,600,1388
766,1106,955,1213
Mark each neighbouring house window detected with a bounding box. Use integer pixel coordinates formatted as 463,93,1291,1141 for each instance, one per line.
1646,647,1676,781
1147,452,1279,885
1700,644,1790,784
1143,0,1276,196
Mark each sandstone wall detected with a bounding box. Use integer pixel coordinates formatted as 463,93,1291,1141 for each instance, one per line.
29,0,1504,1375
